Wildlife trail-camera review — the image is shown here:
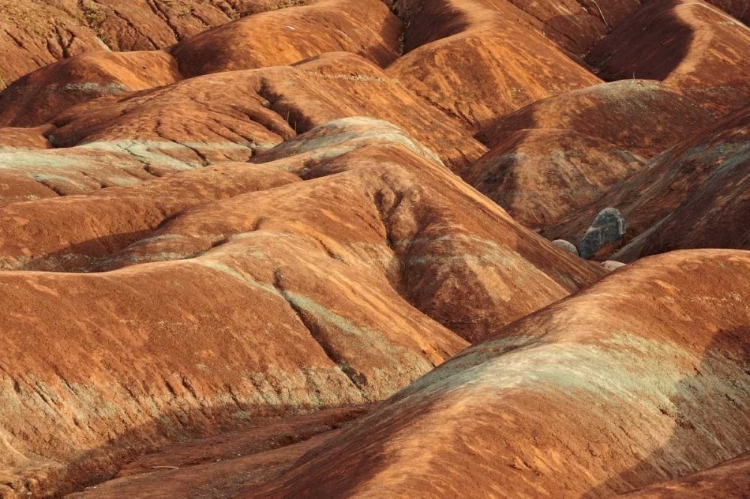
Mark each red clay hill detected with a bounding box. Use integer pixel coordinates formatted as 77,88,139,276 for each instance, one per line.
0,1,748,497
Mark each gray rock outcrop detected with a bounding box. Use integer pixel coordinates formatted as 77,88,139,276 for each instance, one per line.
579,208,626,259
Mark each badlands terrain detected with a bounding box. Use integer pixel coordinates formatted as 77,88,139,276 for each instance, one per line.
0,0,748,497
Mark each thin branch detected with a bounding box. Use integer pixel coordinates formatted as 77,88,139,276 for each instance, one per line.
590,0,612,31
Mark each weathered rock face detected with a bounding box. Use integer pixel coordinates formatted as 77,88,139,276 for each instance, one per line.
602,260,626,271
248,250,750,498
552,239,579,256
579,207,627,259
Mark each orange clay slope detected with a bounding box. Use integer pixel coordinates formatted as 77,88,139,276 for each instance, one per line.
0,1,748,497
464,127,645,230
586,0,750,115
467,79,715,231
0,52,486,205
386,0,602,131
543,103,750,260
0,0,402,128
0,118,604,498
477,79,714,158
623,452,750,498
0,0,314,88
250,249,750,498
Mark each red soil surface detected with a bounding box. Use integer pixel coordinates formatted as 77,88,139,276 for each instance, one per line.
544,104,750,259
0,118,603,496
0,0,310,88
465,128,645,230
0,1,748,497
587,0,750,115
624,452,750,498
387,0,602,131
248,250,750,498
477,80,714,158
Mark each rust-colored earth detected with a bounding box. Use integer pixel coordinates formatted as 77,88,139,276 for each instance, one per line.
0,1,748,498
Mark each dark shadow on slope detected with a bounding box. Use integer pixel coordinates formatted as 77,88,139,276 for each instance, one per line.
11,403,373,498
540,104,749,257
6,229,155,273
533,13,609,57
242,378,451,498
473,99,537,148
462,130,531,222
706,0,750,25
395,0,471,54
583,324,750,496
634,147,750,257
508,0,651,54
586,0,693,82
465,128,647,234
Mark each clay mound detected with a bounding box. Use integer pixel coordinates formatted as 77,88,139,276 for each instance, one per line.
0,2,103,89
38,52,483,171
0,51,180,128
0,140,259,203
623,159,749,259
477,80,714,158
392,0,648,64
72,1,302,52
2,1,748,497
485,0,646,55
0,0,403,129
386,0,602,131
0,161,301,270
0,119,603,497
464,128,644,230
0,0,304,88
586,0,750,115
614,107,750,260
0,53,486,204
545,104,750,259
170,0,402,77
624,452,750,498
251,249,750,498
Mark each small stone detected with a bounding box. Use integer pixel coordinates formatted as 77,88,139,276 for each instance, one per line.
602,260,626,271
552,239,579,256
